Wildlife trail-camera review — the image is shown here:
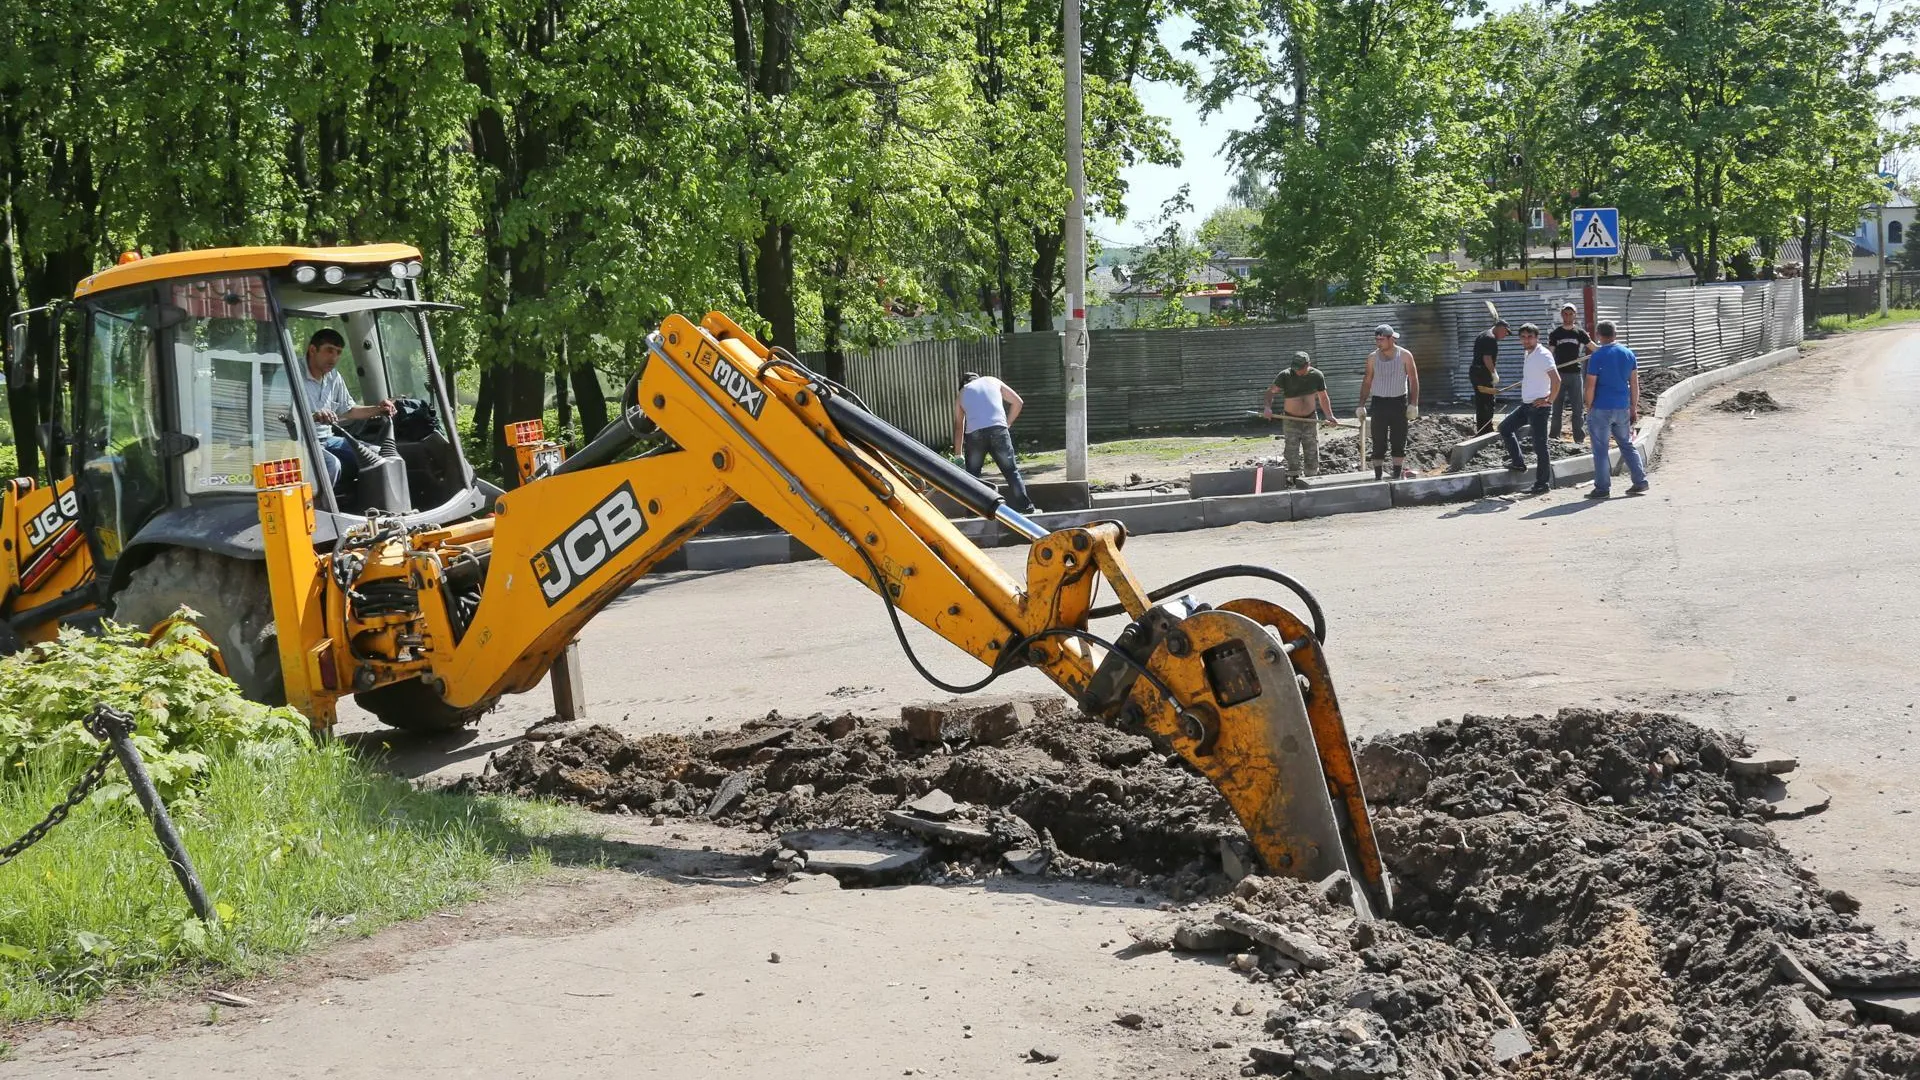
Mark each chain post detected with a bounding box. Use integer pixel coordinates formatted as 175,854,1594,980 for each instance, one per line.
88,706,216,923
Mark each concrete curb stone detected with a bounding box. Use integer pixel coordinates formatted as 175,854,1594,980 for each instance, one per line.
1390,473,1483,507
1294,483,1392,519
1199,491,1297,528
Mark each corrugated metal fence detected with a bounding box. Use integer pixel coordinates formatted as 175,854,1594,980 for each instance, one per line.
826,279,1803,449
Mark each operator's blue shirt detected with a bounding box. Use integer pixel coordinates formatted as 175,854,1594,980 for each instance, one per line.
1586,343,1637,411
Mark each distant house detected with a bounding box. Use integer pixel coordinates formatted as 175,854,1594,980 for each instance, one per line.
1092,255,1258,328
1850,194,1915,273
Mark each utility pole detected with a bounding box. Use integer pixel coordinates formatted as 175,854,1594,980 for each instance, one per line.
1062,0,1089,482
1878,203,1889,317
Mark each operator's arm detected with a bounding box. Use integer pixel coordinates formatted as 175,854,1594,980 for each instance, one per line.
952,397,966,458
1001,384,1023,427
345,401,396,421
1584,372,1597,412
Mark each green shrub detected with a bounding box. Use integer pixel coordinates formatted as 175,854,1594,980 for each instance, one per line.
0,618,304,802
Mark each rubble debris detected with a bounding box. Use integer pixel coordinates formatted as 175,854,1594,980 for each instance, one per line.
704,771,751,818
1025,1048,1059,1063
780,872,842,895
462,705,1920,1080
1714,388,1784,413
1114,1012,1145,1029
1213,910,1334,970
1002,848,1049,876
971,701,1033,746
904,788,958,820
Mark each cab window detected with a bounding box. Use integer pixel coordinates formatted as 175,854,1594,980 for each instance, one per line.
164,275,312,493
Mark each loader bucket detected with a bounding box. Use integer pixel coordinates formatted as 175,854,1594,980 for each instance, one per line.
1129,603,1391,917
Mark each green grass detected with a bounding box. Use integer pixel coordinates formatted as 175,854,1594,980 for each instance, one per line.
0,739,576,1023
1810,307,1920,336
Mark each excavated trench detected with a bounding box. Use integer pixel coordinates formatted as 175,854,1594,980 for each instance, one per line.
461,703,1920,1079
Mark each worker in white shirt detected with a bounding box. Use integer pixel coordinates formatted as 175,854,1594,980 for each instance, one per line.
1497,323,1561,495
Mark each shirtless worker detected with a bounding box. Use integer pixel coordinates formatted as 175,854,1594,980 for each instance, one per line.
1261,351,1337,487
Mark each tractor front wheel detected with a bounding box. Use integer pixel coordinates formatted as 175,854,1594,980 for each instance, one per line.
112,548,286,706
355,677,496,733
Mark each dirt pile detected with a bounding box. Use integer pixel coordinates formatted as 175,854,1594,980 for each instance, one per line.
1228,415,1580,477
1714,389,1784,413
464,705,1920,1079
1638,368,1685,414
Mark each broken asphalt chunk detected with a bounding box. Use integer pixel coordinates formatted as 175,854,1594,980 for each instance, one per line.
1212,910,1334,970
1761,776,1832,819
778,829,928,885
1729,749,1799,778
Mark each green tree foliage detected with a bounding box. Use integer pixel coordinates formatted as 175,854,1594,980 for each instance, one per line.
1460,6,1581,273
1194,0,1485,312
1197,203,1260,256
0,0,1181,477
1129,186,1208,325
1575,0,1913,282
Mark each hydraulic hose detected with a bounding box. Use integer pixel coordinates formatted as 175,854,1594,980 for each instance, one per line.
1085,564,1328,644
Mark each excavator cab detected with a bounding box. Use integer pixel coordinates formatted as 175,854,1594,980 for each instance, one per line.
0,245,488,701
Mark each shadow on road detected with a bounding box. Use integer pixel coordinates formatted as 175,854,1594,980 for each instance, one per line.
1521,499,1609,520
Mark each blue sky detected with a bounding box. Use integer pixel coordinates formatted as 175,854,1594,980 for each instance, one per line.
1097,6,1917,247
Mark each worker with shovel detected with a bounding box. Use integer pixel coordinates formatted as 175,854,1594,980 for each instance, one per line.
1262,351,1337,487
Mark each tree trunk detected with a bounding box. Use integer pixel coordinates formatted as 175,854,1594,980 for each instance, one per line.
1029,225,1063,333
754,219,797,351
470,365,496,448
569,363,608,440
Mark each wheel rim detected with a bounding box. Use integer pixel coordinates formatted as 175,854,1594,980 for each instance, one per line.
145,615,232,679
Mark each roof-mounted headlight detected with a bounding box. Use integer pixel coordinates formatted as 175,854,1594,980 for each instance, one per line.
293,265,317,285
322,265,345,285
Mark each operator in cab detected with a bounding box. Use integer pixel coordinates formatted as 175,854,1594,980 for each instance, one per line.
301,328,395,497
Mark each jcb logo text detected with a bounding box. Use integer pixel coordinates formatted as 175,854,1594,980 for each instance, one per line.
25,490,79,550
529,483,648,605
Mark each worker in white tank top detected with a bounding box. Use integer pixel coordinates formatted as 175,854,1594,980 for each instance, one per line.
953,372,1037,513
1357,324,1421,480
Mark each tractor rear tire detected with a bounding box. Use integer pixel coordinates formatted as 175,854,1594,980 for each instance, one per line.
112,548,286,706
355,678,496,733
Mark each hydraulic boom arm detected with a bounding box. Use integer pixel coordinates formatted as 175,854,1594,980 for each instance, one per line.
253,312,1391,914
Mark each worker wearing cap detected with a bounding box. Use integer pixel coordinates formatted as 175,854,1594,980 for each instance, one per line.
1262,351,1335,487
1357,323,1419,480
1546,302,1593,444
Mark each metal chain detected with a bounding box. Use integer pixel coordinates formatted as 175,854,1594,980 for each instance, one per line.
0,707,127,868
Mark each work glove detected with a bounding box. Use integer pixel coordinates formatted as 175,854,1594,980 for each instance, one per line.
1407,404,1420,422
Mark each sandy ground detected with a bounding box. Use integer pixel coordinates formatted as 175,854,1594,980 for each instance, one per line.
6,326,1917,1076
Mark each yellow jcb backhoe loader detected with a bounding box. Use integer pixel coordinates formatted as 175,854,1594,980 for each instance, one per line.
248,309,1395,915
0,245,506,724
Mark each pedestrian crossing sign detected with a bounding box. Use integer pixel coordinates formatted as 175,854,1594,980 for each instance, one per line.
1572,208,1622,258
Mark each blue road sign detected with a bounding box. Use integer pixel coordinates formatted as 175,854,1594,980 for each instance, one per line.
1571,208,1622,258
